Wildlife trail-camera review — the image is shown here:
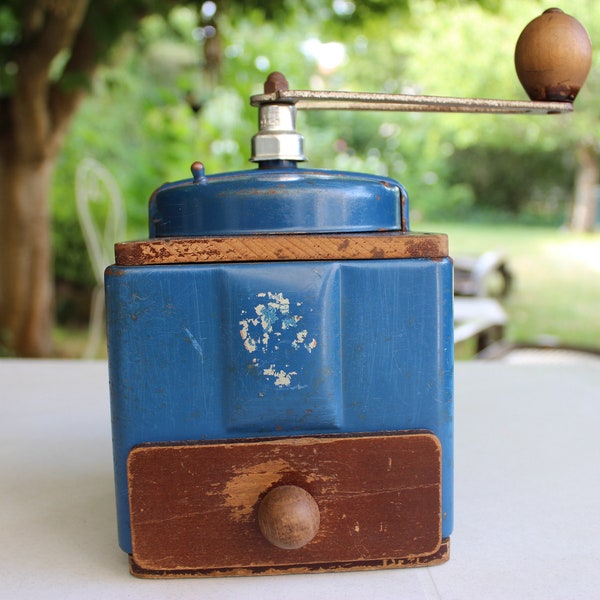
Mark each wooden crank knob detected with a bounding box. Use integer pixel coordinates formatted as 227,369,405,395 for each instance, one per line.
515,8,592,102
258,485,320,550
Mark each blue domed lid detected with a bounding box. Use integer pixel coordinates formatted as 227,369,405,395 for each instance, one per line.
149,162,409,237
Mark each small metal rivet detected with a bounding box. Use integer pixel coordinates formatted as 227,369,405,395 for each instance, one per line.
191,161,205,183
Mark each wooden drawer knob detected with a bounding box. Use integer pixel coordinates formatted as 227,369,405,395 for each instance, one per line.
515,8,592,102
258,485,320,550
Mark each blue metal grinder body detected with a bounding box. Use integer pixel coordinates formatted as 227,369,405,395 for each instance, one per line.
105,101,453,577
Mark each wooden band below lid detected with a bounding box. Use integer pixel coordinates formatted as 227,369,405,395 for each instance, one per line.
114,231,448,266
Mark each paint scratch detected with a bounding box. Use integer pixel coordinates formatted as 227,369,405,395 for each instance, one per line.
184,327,204,362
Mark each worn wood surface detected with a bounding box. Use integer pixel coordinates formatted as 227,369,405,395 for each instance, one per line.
127,432,444,577
114,232,448,266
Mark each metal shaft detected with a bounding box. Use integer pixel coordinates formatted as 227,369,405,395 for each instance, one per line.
251,88,573,115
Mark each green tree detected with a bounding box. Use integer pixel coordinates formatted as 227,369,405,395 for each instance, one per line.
0,1,182,356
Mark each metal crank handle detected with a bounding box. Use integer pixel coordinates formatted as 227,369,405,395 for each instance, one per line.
251,83,573,116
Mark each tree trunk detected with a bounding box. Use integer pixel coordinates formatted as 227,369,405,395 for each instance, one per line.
0,1,96,356
0,1,161,356
0,154,55,357
571,142,599,232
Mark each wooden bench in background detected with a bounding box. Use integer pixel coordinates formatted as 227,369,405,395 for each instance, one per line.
454,297,508,354
454,251,513,298
453,251,512,353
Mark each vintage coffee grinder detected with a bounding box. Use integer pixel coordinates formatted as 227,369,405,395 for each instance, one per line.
105,9,589,577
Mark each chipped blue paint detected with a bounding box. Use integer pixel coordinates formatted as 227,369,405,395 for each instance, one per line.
238,292,317,388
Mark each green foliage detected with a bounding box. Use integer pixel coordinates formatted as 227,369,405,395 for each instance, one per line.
0,3,19,94
51,0,600,299
447,146,574,222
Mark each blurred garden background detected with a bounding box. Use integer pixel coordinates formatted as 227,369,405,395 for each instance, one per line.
1,0,599,358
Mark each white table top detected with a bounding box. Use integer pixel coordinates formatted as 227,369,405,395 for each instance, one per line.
2,359,599,599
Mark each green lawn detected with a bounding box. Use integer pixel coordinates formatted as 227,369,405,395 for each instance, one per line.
423,222,600,351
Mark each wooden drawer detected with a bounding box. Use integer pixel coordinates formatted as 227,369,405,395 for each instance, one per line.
127,432,448,577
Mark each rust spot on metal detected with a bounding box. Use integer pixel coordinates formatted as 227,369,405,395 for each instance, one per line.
264,72,289,94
